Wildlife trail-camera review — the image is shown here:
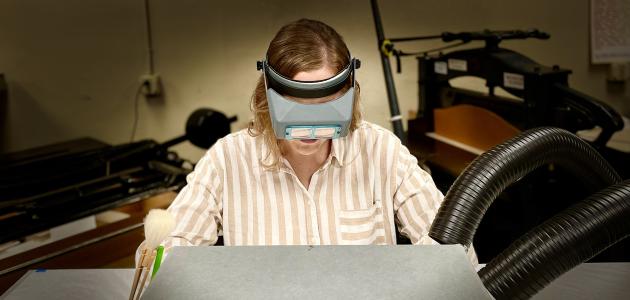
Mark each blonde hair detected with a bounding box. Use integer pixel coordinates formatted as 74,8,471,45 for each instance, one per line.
248,19,362,169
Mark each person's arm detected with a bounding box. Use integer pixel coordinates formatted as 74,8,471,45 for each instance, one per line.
392,144,478,265
134,146,224,267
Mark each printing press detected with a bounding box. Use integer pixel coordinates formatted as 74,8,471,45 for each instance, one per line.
386,29,630,262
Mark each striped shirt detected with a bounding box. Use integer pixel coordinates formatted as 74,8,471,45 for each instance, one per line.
139,121,477,264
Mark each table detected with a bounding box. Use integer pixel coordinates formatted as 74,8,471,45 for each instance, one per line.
2,263,629,299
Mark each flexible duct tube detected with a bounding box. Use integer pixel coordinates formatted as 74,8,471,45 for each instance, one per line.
479,180,630,299
429,127,621,247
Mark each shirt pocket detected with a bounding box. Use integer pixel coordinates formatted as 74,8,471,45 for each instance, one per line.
338,202,387,245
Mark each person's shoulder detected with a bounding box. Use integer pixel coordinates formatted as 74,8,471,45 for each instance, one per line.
352,120,403,146
201,128,256,160
354,120,396,135
215,128,254,145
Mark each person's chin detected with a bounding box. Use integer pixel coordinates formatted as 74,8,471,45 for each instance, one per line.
293,139,324,155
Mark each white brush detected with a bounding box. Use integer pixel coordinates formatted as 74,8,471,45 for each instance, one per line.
129,209,175,300
143,209,176,251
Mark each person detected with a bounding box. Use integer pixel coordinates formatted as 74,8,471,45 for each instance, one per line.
137,18,477,265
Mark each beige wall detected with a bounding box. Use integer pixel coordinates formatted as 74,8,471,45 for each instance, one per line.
1,0,628,161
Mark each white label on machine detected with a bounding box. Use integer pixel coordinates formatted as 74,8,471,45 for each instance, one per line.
503,72,525,90
434,61,448,75
448,59,467,71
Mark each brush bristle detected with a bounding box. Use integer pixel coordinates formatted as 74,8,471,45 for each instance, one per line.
144,209,175,250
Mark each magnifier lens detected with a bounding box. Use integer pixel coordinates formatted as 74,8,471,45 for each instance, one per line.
289,128,312,139
314,128,336,139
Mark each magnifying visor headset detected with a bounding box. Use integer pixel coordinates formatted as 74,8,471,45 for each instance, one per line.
256,55,361,140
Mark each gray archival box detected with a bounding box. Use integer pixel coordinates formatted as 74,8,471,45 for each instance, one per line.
142,245,493,299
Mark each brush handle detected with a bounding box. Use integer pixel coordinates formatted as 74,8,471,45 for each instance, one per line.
128,268,143,300
129,249,148,300
135,251,157,300
134,267,149,300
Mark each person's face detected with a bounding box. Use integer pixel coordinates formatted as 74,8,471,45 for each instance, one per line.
281,66,344,156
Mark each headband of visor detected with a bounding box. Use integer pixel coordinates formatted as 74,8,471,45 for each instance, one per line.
256,56,361,140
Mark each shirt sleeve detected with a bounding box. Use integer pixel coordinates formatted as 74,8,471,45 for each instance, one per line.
135,144,224,268
392,143,478,266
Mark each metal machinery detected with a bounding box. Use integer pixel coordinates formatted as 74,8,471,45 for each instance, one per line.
413,30,622,147
0,107,236,292
408,30,629,263
369,0,629,263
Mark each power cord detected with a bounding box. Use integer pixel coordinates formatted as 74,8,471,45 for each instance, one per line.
129,83,146,142
130,0,156,142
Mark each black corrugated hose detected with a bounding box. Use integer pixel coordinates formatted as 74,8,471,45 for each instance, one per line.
429,127,621,246
479,180,630,299
426,127,623,298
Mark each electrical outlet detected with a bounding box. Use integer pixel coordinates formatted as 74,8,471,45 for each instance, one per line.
140,74,162,97
607,63,629,83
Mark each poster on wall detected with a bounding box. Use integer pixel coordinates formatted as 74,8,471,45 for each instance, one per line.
590,0,630,63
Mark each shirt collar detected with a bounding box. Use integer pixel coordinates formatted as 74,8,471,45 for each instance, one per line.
259,136,276,170
332,125,364,167
330,137,345,167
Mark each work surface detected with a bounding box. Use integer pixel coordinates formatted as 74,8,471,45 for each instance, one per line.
2,247,630,299
141,245,490,299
